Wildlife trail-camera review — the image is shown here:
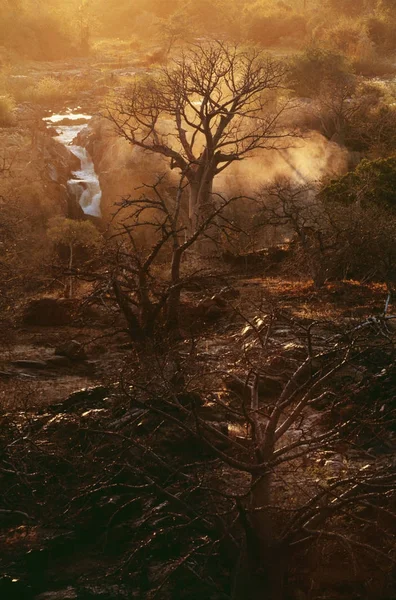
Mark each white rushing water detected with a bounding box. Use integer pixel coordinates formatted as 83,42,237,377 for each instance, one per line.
43,110,102,217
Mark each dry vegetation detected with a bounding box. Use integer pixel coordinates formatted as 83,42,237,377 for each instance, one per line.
0,1,395,599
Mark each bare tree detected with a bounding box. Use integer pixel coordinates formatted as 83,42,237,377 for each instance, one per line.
3,255,395,599
107,41,293,231
107,300,396,600
256,177,396,289
228,309,396,599
103,176,242,338
256,179,332,287
157,6,193,57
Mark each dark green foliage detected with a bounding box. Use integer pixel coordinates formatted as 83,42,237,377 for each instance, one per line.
321,156,396,210
346,103,396,155
287,46,353,98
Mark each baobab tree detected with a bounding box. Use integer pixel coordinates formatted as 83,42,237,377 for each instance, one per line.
107,41,293,230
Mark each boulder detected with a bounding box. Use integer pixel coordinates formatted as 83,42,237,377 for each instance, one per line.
54,340,87,362
224,373,283,401
197,404,227,422
204,303,225,320
47,164,59,182
176,391,205,408
257,375,283,397
108,408,145,430
23,298,75,326
217,286,240,300
196,295,229,320
46,127,59,136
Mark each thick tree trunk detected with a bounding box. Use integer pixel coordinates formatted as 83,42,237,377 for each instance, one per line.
233,545,287,600
233,473,288,600
137,271,155,335
188,174,217,254
312,267,327,289
188,177,214,229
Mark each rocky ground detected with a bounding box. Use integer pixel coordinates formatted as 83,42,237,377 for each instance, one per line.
0,272,395,600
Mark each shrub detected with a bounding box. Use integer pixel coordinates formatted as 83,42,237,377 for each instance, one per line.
28,77,64,105
287,46,353,98
0,11,75,61
245,9,307,47
353,55,396,77
323,19,364,56
321,156,396,211
0,94,15,127
366,15,396,55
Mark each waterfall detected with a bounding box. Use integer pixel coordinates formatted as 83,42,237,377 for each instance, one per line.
43,111,102,217
67,145,102,217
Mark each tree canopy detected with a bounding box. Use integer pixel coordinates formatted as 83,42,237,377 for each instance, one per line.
321,156,396,210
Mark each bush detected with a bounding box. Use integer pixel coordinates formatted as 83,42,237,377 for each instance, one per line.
320,199,396,284
321,156,396,211
28,77,64,105
287,46,353,98
244,3,307,47
323,19,364,55
0,12,75,61
353,55,396,77
326,0,367,17
0,94,15,127
366,15,396,55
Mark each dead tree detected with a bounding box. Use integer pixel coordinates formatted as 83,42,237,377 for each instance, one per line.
256,179,334,287
107,41,295,231
112,300,396,599
106,175,242,337
257,178,396,288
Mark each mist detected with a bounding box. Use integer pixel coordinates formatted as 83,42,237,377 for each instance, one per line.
217,132,349,196
1,3,396,600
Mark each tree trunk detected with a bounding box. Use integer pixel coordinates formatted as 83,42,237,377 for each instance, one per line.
233,545,287,600
188,174,217,254
67,243,73,298
233,473,288,600
166,247,183,330
188,171,215,227
312,267,327,289
138,270,154,335
112,280,143,340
